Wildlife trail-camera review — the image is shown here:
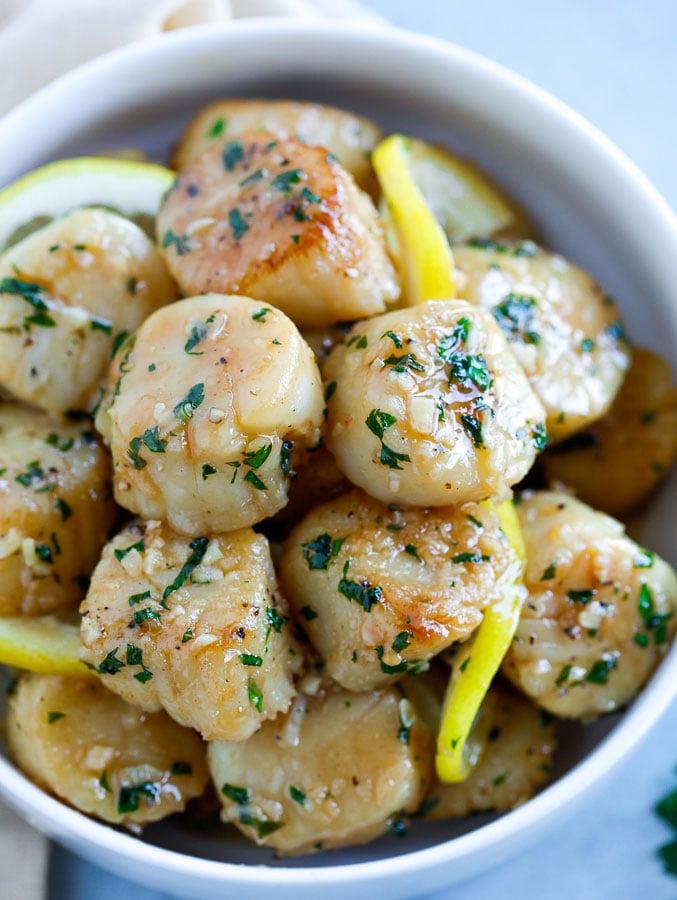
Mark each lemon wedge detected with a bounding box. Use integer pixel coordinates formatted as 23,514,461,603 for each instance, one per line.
399,136,530,244
372,134,456,305
0,615,87,676
435,500,526,782
0,157,175,252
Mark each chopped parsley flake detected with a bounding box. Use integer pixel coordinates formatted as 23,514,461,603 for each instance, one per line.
638,583,672,645
240,653,263,667
251,307,271,322
228,207,249,241
47,711,65,724
585,653,618,684
567,589,596,605
142,426,167,453
163,536,210,602
302,533,344,570
541,561,558,581
289,786,306,805
222,140,244,171
0,277,56,328
247,677,263,712
240,168,265,187
492,293,540,345
365,408,411,469
184,321,208,355
128,590,151,607
460,413,485,449
452,551,490,564
338,560,382,612
222,783,251,804
162,229,191,255
382,353,425,374
114,539,145,562
54,497,72,521
133,608,161,626
173,382,205,422
208,117,225,138
202,463,217,480
117,781,160,814
382,330,402,349
271,168,303,194
126,436,146,470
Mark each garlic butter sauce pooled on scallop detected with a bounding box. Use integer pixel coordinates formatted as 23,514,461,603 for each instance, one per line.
80,520,302,742
453,240,631,441
172,99,383,197
157,132,399,328
324,299,546,507
0,404,115,616
0,208,177,416
95,294,324,536
279,488,525,692
502,491,677,719
6,673,209,828
208,679,434,854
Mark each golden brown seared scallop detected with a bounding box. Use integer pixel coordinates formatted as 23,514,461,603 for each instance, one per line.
208,678,434,854
0,404,114,616
278,489,525,691
0,209,177,415
80,520,302,742
542,348,677,515
95,294,324,536
6,673,208,827
324,299,546,507
156,133,399,328
172,99,383,196
453,240,631,441
502,491,677,718
422,680,557,818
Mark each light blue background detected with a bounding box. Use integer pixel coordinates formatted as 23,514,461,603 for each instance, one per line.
50,2,677,898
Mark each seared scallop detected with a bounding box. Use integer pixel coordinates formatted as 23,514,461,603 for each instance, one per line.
6,673,208,827
453,240,631,441
0,208,177,415
80,520,302,742
324,299,546,507
95,294,324,535
542,347,677,515
208,678,434,854
157,133,399,328
278,489,525,691
172,98,383,196
502,491,677,718
0,404,114,616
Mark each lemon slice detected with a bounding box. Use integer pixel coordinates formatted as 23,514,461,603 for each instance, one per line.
372,134,455,305
435,500,526,782
400,136,529,243
0,615,87,676
0,157,175,252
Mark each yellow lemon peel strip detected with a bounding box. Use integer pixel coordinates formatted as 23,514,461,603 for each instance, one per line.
435,500,526,782
0,615,87,676
372,134,455,305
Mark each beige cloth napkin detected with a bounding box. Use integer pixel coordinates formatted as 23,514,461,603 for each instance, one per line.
0,0,387,116
0,2,386,897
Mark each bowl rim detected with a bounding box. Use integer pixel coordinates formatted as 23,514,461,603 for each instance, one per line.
0,17,676,893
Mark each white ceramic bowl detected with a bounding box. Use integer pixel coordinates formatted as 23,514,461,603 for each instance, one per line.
0,20,676,900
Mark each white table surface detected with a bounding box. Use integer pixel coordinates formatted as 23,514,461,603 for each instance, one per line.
49,1,677,898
